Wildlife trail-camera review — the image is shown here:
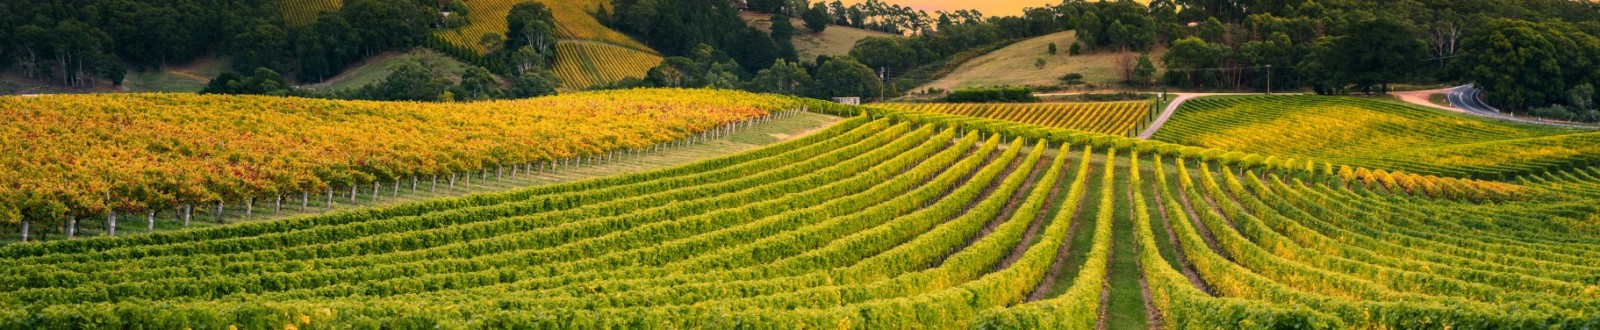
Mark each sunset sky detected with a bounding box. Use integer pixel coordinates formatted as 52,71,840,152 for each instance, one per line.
833,0,1057,17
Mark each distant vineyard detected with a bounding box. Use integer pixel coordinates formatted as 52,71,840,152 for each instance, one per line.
1152,96,1600,179
282,0,662,88
553,41,664,89
0,90,793,227
876,101,1154,136
3,101,1594,328
279,0,342,26
432,0,653,55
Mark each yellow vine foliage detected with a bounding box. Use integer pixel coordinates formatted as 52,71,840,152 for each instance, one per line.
0,89,790,220
875,101,1154,137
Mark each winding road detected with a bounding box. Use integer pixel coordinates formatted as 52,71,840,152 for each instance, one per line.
1396,85,1598,130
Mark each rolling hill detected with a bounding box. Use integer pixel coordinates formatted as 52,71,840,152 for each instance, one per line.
4,90,1598,328
282,0,662,89
740,12,900,62
918,30,1166,92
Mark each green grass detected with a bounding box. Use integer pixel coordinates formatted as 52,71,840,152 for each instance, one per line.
919,30,1168,92
306,48,485,91
1105,152,1149,330
3,111,842,244
741,12,899,62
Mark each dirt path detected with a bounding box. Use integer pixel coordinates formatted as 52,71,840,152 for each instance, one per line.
1152,180,1216,295
1173,176,1231,261
1023,160,1094,301
994,159,1071,272
1392,88,1461,113
1138,93,1263,139
1132,186,1165,330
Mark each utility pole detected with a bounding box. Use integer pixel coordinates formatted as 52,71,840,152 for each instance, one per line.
1265,65,1273,95
878,67,887,101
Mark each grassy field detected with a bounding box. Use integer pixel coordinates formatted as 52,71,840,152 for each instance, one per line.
1,111,840,244
304,49,485,91
919,30,1167,92
741,12,900,62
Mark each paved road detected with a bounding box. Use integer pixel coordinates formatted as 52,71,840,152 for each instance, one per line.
1437,85,1596,129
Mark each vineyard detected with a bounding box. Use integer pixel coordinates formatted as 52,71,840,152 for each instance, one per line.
430,0,652,55
552,41,664,89
279,0,342,26
1152,96,1600,180
0,89,791,237
2,96,1597,328
874,101,1155,137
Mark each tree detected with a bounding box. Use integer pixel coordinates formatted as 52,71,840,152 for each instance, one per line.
505,2,557,66
646,57,698,87
1035,58,1047,69
509,69,559,98
771,14,796,43
848,37,916,71
454,67,501,101
1456,19,1600,111
1132,54,1157,86
1059,73,1086,89
229,22,290,74
728,27,779,74
749,0,785,13
811,56,880,99
771,14,799,61
341,0,437,54
511,46,550,75
1339,17,1427,94
748,59,813,95
1048,42,1058,55
803,3,832,33
1162,37,1223,88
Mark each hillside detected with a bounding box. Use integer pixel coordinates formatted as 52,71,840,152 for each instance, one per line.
1152,95,1600,179
874,101,1155,136
283,0,662,89
304,49,487,91
740,12,900,62
3,98,1597,328
919,30,1166,91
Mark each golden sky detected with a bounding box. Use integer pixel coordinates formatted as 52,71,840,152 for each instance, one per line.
833,0,1057,17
